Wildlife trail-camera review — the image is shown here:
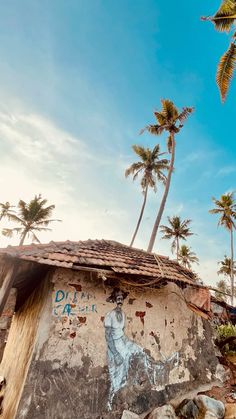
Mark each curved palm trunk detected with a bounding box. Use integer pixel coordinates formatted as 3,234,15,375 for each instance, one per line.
130,186,148,247
230,226,234,305
147,135,176,253
19,229,28,246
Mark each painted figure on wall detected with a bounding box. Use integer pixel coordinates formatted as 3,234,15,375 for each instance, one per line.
104,288,179,408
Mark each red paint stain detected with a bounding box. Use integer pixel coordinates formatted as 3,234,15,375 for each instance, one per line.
78,316,86,324
69,283,82,292
100,316,105,322
135,311,146,325
70,332,76,339
70,304,76,308
146,301,153,308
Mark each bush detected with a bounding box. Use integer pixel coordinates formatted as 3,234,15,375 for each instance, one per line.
216,323,236,353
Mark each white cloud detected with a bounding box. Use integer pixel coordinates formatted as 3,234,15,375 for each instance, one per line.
217,165,236,177
0,105,134,247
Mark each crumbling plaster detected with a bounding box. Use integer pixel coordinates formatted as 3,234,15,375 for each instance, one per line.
16,268,219,418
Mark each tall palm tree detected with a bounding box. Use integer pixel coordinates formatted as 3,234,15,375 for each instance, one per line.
125,144,169,247
0,202,15,221
2,194,60,245
142,99,193,252
160,216,194,260
178,244,199,270
202,0,236,101
209,192,236,305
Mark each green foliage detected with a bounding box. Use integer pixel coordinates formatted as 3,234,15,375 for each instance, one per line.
160,216,194,259
202,0,236,101
218,256,236,277
1,194,60,245
125,144,169,192
209,192,236,231
142,99,193,253
178,244,199,270
216,323,236,353
216,42,236,101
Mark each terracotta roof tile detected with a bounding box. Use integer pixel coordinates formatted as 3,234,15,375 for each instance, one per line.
0,239,197,285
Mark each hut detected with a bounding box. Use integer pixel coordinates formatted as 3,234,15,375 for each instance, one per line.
0,240,223,418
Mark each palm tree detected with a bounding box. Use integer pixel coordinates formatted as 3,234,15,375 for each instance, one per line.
202,0,236,101
0,202,15,221
215,279,229,302
2,194,60,245
178,244,199,270
160,216,194,260
218,255,236,277
142,99,193,252
125,144,169,247
209,192,236,305
217,256,236,302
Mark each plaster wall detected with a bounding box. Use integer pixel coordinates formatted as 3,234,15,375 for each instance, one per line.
16,268,219,419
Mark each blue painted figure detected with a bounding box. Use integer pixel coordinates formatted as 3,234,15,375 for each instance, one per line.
104,288,179,409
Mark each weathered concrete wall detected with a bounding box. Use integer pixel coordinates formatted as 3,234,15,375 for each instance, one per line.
16,268,219,419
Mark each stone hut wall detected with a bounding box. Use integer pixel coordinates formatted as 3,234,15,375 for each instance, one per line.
14,268,219,419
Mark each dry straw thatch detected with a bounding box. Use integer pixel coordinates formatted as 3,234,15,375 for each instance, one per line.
0,273,50,419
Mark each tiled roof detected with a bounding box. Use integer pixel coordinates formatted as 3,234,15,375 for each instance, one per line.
0,239,197,285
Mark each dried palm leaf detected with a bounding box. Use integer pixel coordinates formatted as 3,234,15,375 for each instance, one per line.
216,42,236,101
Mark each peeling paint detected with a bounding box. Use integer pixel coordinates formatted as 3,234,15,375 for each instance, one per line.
135,311,146,325
14,269,219,419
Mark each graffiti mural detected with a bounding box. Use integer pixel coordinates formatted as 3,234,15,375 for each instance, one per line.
104,288,179,409
53,289,97,317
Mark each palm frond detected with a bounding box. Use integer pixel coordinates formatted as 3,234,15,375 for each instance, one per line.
177,107,194,123
161,99,178,121
125,163,144,178
31,232,41,243
2,227,22,238
141,124,165,136
202,0,236,32
154,111,166,125
216,42,236,101
213,0,236,32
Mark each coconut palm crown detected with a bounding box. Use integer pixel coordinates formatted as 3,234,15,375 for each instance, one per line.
2,194,60,245
160,216,194,260
178,245,199,270
209,191,236,305
218,256,236,277
0,202,15,221
142,99,193,253
202,0,236,101
125,144,169,247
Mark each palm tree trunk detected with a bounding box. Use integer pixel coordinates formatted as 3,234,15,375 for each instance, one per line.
147,134,176,253
230,226,234,305
176,237,179,261
130,186,148,247
19,229,28,246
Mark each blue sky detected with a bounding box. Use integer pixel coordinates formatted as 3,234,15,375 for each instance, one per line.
0,0,235,285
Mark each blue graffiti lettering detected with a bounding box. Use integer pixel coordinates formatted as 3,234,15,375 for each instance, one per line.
63,304,72,316
55,290,65,303
91,304,97,313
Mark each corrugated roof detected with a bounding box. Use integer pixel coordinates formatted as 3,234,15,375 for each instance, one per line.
0,239,197,285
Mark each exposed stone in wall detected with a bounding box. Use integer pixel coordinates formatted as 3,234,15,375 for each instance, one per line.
16,269,219,419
